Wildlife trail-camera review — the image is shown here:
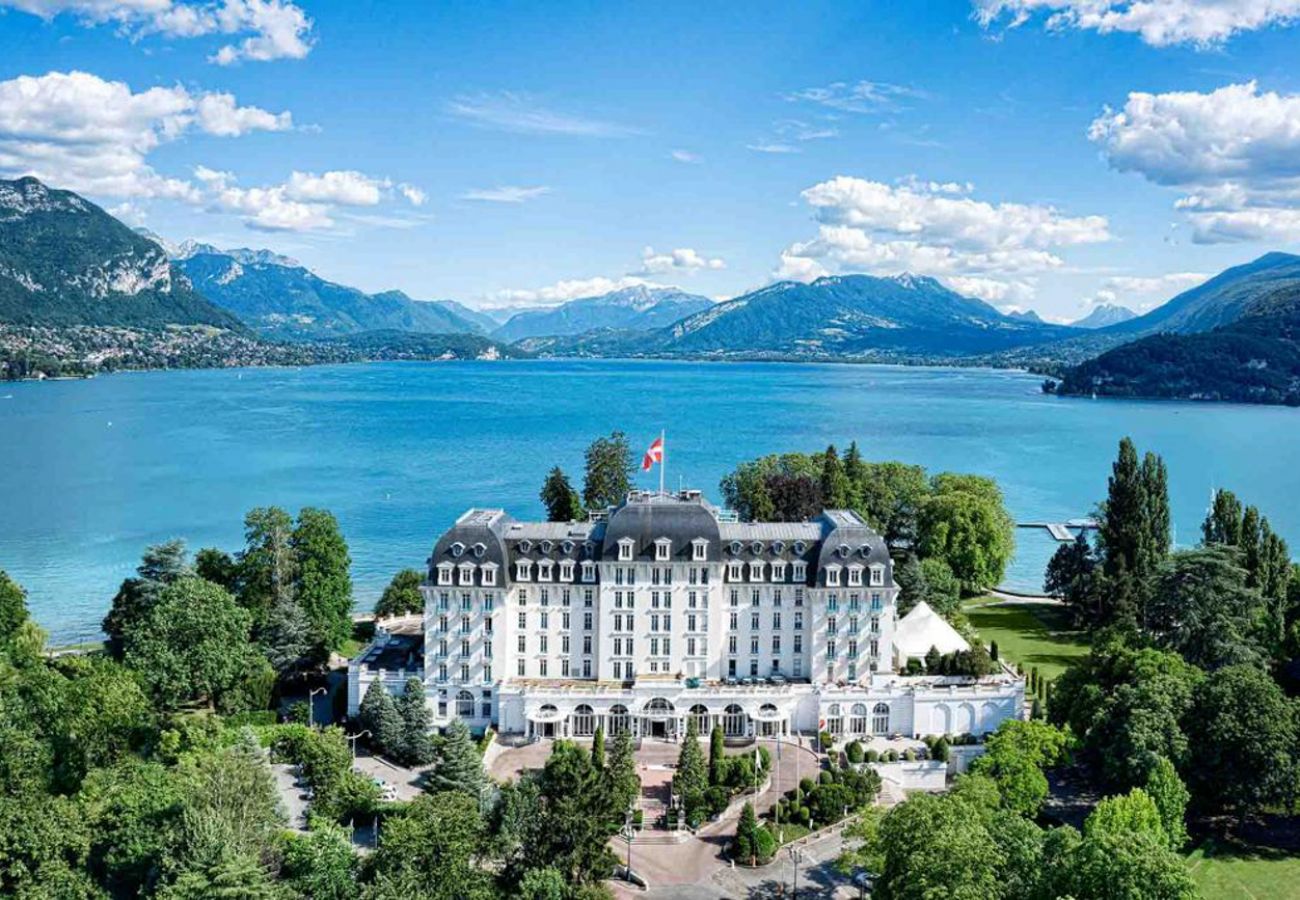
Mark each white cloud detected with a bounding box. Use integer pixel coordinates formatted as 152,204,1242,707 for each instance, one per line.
445,92,639,137
1082,271,1210,310
1,0,314,63
460,185,552,203
210,170,417,231
487,275,661,307
211,183,330,231
946,275,1037,303
776,176,1110,298
783,80,925,113
973,0,1300,46
747,142,800,154
398,184,427,206
670,149,700,164
285,170,387,206
635,246,725,275
1090,81,1300,242
0,70,288,199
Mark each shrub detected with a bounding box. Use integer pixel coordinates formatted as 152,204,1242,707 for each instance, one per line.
819,770,833,785
866,749,880,763
903,749,917,761
705,785,730,818
799,777,815,795
819,730,835,751
846,741,864,764
933,736,950,763
905,657,924,675
284,700,310,725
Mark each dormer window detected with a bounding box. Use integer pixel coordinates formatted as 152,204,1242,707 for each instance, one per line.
451,542,465,558
860,544,872,558
538,559,554,581
560,561,574,581
458,563,475,586
772,561,787,581
727,562,743,582
654,538,672,561
730,540,743,555
749,561,764,581
792,561,807,582
618,538,635,562
540,540,553,554
793,541,807,555
826,564,842,587
692,539,708,561
561,540,574,554
870,565,885,586
839,543,851,558
515,560,532,581
437,563,454,586
583,541,595,557
473,542,486,558
773,541,785,554
751,540,763,555
581,561,597,582
482,564,498,586
518,539,532,554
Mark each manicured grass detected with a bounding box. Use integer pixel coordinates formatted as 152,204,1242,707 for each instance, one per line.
1186,841,1300,900
963,599,1090,682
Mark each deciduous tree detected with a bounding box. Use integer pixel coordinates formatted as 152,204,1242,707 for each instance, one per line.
582,432,634,511
375,568,424,619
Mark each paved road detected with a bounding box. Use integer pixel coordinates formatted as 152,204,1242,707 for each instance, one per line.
271,763,309,832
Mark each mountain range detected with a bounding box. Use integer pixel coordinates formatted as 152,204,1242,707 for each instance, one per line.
1070,303,1136,330
0,177,243,331
171,244,485,341
490,285,713,342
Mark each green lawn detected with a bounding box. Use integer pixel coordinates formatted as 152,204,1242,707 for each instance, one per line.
1187,841,1300,900
963,599,1090,682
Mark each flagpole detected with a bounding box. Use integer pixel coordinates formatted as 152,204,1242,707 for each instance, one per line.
659,428,665,497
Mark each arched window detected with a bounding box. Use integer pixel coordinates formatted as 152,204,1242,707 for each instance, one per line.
457,690,474,717
608,704,630,735
849,703,868,735
571,704,595,737
825,703,843,735
644,697,674,717
872,702,890,735
723,703,747,737
689,704,710,735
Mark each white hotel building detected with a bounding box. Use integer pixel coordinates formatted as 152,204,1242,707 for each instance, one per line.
349,490,1024,741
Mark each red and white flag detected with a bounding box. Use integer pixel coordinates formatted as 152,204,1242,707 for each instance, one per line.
642,435,664,471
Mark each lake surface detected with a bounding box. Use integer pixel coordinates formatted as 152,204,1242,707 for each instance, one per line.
3,359,1297,643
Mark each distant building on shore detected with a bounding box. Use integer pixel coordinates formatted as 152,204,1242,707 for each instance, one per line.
349,489,1024,740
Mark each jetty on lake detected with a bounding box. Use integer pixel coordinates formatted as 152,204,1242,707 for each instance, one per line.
1018,518,1099,542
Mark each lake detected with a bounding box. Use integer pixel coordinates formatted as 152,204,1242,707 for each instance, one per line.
3,359,1297,643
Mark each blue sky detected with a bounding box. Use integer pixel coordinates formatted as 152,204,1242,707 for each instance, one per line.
3,1,1300,320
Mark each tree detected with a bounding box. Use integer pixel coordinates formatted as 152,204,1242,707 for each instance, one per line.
528,741,619,883
842,441,867,509
1096,439,1170,629
80,759,184,896
103,540,193,655
395,677,436,766
1062,830,1197,900
590,725,605,771
238,507,297,627
427,719,485,802
582,432,634,511
895,555,961,618
731,802,775,866
260,592,316,676
281,823,359,900
157,851,280,900
1144,757,1189,851
365,792,494,900
1084,788,1166,844
1183,664,1300,818
765,472,823,521
292,508,353,652
194,547,239,593
375,569,424,619
123,577,257,709
1147,546,1266,670
676,718,707,806
1202,489,1244,546
1045,531,1101,625
604,728,639,817
918,473,1015,593
709,725,726,786
540,467,585,522
872,792,1003,900
969,720,1067,817
855,461,929,547
820,444,851,509
0,569,28,643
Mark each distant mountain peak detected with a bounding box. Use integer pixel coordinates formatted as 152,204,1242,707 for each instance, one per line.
492,285,713,342
1071,302,1136,329
171,239,300,269
0,175,89,220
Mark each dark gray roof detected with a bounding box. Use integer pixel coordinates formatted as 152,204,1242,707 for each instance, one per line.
813,510,892,584
601,492,723,561
430,508,513,582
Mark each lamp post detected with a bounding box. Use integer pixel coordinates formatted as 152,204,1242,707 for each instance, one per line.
622,810,635,883
348,730,371,759
308,686,327,728
788,845,804,899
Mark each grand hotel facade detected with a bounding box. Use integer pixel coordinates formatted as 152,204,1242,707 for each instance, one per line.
348,490,1023,741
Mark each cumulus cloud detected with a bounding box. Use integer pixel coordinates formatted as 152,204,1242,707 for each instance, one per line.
0,70,288,199
445,92,639,137
398,184,427,206
1,0,315,64
1090,81,1300,242
460,185,552,203
284,170,388,206
635,246,725,275
776,175,1110,298
210,170,421,231
973,0,1300,47
486,275,662,307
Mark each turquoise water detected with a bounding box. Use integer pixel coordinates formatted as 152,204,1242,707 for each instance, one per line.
2,360,1296,642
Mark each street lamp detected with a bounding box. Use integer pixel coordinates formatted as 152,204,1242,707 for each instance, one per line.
622,809,635,883
308,686,327,728
348,730,371,759
788,845,804,899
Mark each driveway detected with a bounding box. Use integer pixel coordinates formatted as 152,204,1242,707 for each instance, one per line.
350,751,427,801
272,763,309,832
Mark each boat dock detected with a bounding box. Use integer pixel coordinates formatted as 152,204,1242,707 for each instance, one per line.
1018,519,1099,542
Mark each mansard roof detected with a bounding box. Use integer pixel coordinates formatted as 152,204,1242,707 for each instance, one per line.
601,491,723,561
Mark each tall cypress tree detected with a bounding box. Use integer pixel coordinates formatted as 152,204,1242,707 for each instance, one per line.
603,729,639,816
1202,489,1244,546
359,680,404,757
427,719,485,802
1100,438,1148,581
292,508,353,652
676,718,707,801
396,677,435,766
709,725,726,786
540,467,585,522
819,445,850,510
591,725,605,771
1141,451,1171,564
